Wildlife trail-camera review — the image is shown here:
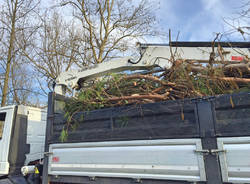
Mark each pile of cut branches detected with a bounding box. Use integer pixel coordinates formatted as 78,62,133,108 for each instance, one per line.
70,56,250,109
61,59,249,136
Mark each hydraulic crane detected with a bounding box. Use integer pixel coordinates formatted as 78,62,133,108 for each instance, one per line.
54,42,249,95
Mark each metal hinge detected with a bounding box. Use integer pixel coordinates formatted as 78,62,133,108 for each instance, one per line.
44,152,53,156
210,149,226,155
194,149,226,155
194,149,210,155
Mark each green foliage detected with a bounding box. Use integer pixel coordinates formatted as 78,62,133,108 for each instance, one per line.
60,75,116,142
59,128,68,142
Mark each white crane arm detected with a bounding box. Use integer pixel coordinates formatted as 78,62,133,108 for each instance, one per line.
54,56,172,95
54,42,249,95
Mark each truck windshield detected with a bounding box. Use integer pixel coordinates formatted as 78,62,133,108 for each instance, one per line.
0,112,6,139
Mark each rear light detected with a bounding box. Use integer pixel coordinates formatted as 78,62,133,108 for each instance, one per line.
52,156,60,162
231,56,244,61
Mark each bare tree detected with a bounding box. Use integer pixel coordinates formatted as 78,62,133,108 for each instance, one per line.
9,61,33,104
8,0,159,101
20,11,81,92
60,0,158,64
0,0,40,106
224,1,250,40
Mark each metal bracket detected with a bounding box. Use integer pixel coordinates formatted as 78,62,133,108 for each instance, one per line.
194,149,210,155
194,149,226,155
44,152,53,156
210,149,226,155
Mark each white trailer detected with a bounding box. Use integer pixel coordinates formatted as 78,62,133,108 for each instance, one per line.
0,105,46,184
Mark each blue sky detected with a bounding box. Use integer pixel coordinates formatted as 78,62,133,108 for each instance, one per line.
150,0,248,42
42,0,248,42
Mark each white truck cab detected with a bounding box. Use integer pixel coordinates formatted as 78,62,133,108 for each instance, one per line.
0,105,46,183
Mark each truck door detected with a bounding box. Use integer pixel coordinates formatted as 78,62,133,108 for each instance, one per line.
0,106,16,176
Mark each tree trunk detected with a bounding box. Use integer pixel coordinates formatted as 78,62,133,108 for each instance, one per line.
1,0,18,106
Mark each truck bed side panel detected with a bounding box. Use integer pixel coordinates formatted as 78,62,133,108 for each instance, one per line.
48,139,206,182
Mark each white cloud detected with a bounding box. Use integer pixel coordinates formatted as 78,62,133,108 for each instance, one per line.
157,0,178,25
202,0,221,11
160,0,247,41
